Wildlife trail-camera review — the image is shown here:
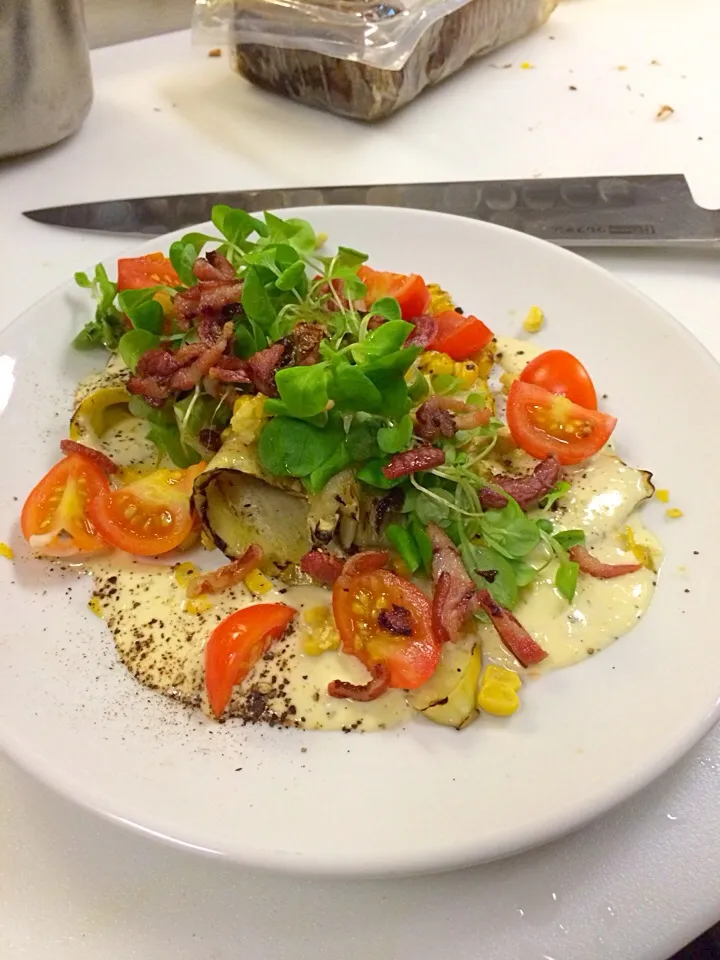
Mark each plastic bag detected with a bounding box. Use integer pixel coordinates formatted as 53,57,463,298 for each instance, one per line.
193,0,558,120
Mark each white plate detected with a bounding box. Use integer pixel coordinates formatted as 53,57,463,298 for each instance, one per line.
0,207,717,877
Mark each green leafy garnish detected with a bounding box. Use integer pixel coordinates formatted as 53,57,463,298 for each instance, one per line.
119,330,159,372
258,416,343,478
72,264,125,351
386,523,421,573
377,415,413,455
275,363,329,419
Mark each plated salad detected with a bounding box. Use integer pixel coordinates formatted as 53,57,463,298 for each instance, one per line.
19,207,661,731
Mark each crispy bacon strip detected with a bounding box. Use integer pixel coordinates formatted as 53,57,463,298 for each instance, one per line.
299,549,346,585
405,314,438,349
248,342,285,397
328,662,390,702
414,396,490,441
427,523,476,643
186,544,264,598
383,445,445,480
569,545,642,579
192,251,235,282
126,375,171,405
476,589,548,666
168,322,233,392
342,551,389,578
479,456,561,511
136,347,179,379
60,439,119,474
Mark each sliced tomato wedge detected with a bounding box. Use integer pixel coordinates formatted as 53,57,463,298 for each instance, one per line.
332,552,440,689
205,604,296,717
506,381,616,466
428,310,494,361
519,349,598,410
21,454,110,557
117,253,180,292
87,463,205,556
358,265,430,320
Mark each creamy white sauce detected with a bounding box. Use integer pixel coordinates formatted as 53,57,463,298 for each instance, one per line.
88,558,411,731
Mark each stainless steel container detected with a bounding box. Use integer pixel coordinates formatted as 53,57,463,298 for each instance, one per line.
0,0,93,159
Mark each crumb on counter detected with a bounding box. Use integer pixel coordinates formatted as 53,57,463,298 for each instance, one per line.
208,48,222,58
520,62,534,70
656,104,675,121
655,489,670,503
0,542,14,560
665,508,684,519
523,305,545,333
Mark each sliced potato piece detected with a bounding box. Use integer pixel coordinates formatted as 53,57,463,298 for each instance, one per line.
409,643,482,729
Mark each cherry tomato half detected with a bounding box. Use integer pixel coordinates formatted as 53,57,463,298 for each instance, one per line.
428,311,494,361
358,265,431,320
87,463,205,556
117,253,180,292
519,349,598,410
205,604,296,717
21,454,110,557
506,381,616,466
332,552,440,689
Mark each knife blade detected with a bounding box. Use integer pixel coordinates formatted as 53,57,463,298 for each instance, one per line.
23,175,720,247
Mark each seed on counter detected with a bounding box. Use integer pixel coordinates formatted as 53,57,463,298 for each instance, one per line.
665,507,684,519
0,542,14,560
655,489,670,503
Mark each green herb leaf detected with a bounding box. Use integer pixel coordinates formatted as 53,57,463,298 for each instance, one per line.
72,263,125,351
275,363,330,418
242,266,277,329
169,232,217,286
258,416,342,477
74,271,91,289
460,541,519,610
345,417,382,461
555,560,580,603
305,444,351,493
147,422,202,468
128,395,174,425
363,347,420,389
386,523,420,573
377,415,413,454
368,297,402,322
275,260,307,292
329,362,383,413
540,480,571,512
284,218,317,255
408,517,433,574
355,320,413,362
356,459,404,490
553,529,586,550
407,371,429,404
233,321,264,359
118,329,160,372
432,374,463,396
117,289,165,335
507,559,538,588
479,502,541,559
212,205,267,246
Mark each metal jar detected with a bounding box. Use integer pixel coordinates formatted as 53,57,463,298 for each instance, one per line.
0,0,93,159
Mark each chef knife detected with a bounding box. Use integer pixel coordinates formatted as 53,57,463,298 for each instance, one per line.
22,174,720,247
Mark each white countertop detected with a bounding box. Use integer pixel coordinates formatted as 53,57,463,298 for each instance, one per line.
2,2,720,957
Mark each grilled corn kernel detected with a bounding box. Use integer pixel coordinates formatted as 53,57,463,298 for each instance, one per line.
0,542,14,560
88,595,103,617
618,526,655,570
477,664,522,717
427,283,455,315
655,489,670,503
231,395,267,445
419,350,455,377
472,340,496,378
245,568,272,595
174,562,199,588
454,360,479,389
499,371,516,394
523,305,545,333
185,596,213,615
301,606,340,655
666,507,684,519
